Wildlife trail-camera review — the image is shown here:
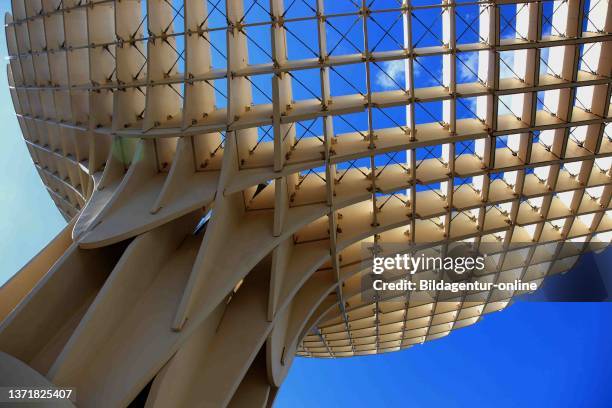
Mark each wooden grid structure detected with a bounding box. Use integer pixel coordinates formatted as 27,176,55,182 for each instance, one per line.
1,0,611,406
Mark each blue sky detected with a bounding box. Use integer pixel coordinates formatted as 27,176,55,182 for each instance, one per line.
1,3,610,407
0,5,65,283
277,300,612,408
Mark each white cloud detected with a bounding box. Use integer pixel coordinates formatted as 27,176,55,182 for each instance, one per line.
458,52,479,82
540,47,550,74
498,94,513,116
499,52,515,78
465,97,478,113
411,59,441,86
376,58,445,90
376,60,405,89
412,60,423,79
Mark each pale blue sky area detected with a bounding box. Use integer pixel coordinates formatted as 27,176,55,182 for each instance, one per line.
0,4,65,285
0,3,610,407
